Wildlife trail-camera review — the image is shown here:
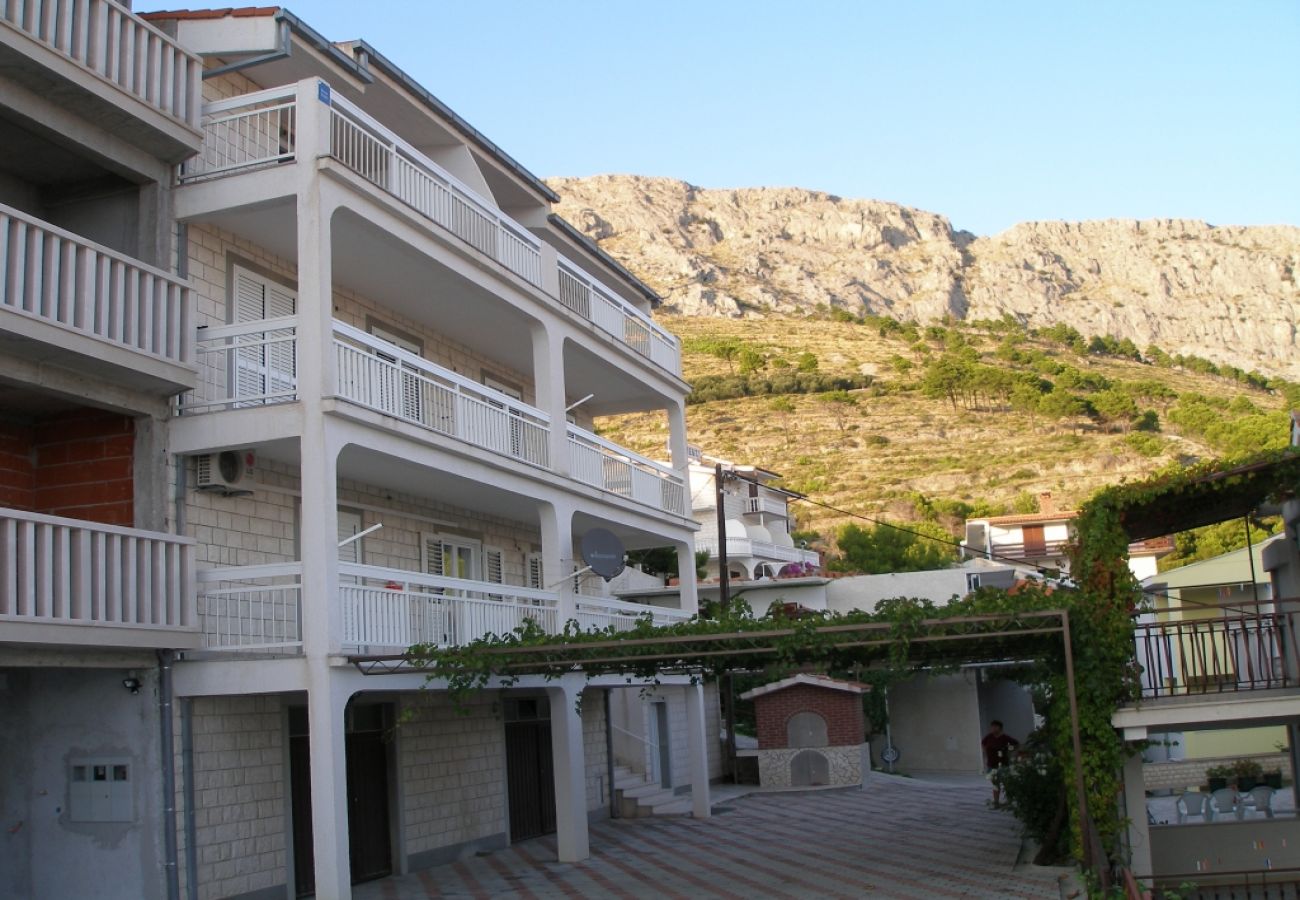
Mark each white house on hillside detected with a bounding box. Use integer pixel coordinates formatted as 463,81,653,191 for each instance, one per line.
1,7,720,899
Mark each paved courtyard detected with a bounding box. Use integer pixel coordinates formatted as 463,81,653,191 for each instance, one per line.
356,774,1070,898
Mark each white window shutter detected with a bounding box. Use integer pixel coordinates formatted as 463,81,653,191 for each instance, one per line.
483,547,504,585
526,553,544,590
422,535,446,577
232,267,297,402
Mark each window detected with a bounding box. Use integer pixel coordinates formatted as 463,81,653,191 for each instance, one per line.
423,533,481,582
369,322,427,424
232,265,296,404
69,757,133,822
526,553,544,590
482,373,528,459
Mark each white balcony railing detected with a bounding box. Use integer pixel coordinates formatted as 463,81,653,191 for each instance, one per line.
696,536,820,567
2,0,202,128
340,562,558,649
333,322,550,468
196,560,693,652
185,315,298,412
196,562,302,653
178,81,682,377
556,256,680,375
567,425,686,516
0,204,193,366
745,494,789,517
0,507,195,635
574,595,692,633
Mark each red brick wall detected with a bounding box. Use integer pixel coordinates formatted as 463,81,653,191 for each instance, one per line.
0,420,36,510
754,684,865,749
0,410,135,525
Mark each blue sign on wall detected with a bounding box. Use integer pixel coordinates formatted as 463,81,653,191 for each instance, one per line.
318,81,331,105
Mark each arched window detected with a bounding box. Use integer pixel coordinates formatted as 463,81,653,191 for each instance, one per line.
787,711,828,748
790,749,830,786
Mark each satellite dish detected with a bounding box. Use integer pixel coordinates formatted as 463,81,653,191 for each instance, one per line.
580,528,626,580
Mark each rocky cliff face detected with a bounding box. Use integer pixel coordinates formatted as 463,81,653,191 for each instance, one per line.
549,175,1300,379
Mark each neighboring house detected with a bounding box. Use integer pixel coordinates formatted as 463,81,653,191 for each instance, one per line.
688,449,821,581
1114,456,1300,887
2,7,720,899
1141,536,1288,760
962,491,1174,579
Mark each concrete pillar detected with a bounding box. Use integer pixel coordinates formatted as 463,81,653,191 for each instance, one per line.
675,539,700,615
133,414,169,531
539,500,576,625
307,673,353,898
546,674,590,862
684,681,712,819
531,323,569,477
1122,751,1152,879
666,398,689,472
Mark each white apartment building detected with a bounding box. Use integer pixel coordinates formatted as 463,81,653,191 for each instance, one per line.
687,450,820,582
1,6,718,899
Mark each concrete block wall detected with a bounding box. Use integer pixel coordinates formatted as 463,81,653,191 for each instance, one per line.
582,688,609,813
397,693,506,861
1143,752,1293,793
176,695,286,900
186,458,298,567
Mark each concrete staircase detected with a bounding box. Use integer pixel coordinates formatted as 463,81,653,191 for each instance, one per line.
613,765,694,817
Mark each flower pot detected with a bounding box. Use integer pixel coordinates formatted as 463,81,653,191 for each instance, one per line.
1265,772,1283,789
1237,776,1259,792
1207,776,1228,792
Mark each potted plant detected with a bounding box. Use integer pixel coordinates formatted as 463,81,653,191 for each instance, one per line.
1204,763,1232,792
1232,758,1264,792
1265,770,1284,789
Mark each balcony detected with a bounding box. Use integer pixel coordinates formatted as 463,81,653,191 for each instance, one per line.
696,535,821,567
178,81,681,377
185,318,686,516
568,425,686,515
1133,605,1298,699
744,494,789,518
196,561,689,653
0,506,198,649
0,203,196,393
0,0,202,160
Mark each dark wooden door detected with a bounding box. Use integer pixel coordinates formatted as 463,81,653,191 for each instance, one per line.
346,723,392,883
288,708,315,898
504,697,555,842
1022,524,1046,555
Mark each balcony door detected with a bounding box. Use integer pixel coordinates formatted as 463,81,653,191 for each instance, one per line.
368,323,427,426
483,374,526,460
232,266,296,405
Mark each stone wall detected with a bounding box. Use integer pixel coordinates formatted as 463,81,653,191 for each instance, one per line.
1143,752,1293,793
754,744,866,788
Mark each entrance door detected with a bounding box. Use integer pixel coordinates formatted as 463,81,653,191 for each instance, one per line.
503,696,556,842
288,703,394,897
647,701,672,788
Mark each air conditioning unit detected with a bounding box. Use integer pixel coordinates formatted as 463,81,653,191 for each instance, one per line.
194,450,255,494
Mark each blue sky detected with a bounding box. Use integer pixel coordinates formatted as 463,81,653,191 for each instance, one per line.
226,2,1297,235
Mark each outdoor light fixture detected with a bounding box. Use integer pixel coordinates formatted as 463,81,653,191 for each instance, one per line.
122,677,142,694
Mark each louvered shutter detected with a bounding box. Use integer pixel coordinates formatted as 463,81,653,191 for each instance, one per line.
483,547,505,585
265,282,297,398
232,267,296,403
422,535,446,577
526,553,544,590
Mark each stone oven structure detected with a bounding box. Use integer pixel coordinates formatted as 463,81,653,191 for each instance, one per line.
740,674,869,788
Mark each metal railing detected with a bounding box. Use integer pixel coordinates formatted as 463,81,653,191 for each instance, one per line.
178,80,682,378
2,0,202,128
556,256,680,374
333,322,550,467
0,506,195,633
745,494,789,517
184,315,298,412
574,596,692,633
1134,602,1298,698
196,562,302,652
340,562,557,649
567,424,686,515
1151,866,1300,899
0,203,193,366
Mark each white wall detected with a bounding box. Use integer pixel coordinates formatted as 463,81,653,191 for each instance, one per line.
880,672,983,774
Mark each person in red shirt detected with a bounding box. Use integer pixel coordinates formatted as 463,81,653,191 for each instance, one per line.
981,720,1020,806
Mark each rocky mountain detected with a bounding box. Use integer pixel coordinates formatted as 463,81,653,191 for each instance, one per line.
549,175,1300,379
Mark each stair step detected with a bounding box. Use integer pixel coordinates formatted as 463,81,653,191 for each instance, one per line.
613,775,651,791
621,783,673,801
650,797,693,816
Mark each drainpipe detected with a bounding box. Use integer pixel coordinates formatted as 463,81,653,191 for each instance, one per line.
604,688,618,819
158,650,180,900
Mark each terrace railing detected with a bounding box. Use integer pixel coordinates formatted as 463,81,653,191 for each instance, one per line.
574,596,692,633
196,562,302,653
333,322,550,468
567,424,686,516
0,507,195,635
0,203,192,366
1134,603,1298,698
556,256,680,374
2,0,202,128
185,315,298,412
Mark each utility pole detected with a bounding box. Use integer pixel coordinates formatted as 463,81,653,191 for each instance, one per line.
714,462,738,780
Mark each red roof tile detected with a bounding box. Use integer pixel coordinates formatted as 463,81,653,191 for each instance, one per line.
140,7,279,22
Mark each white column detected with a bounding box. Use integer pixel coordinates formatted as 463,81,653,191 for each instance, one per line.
546,674,590,862
1122,751,1151,879
540,500,576,626
307,673,353,899
667,398,689,471
684,681,712,819
675,539,700,615
532,323,569,477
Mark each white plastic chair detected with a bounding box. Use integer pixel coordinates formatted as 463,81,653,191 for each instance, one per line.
1210,787,1240,820
1177,791,1212,823
1245,785,1275,818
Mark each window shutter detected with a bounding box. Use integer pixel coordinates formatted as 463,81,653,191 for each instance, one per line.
526,553,544,590
422,535,446,578
232,267,297,402
483,547,504,585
